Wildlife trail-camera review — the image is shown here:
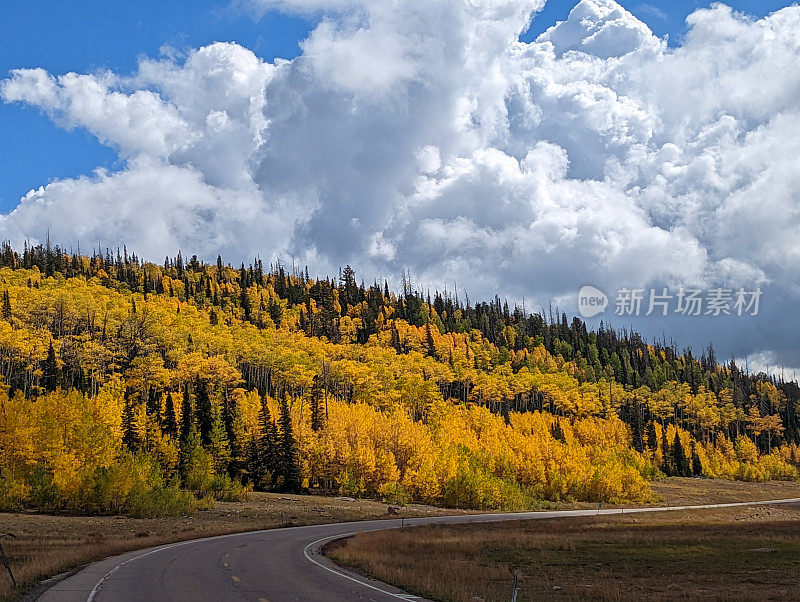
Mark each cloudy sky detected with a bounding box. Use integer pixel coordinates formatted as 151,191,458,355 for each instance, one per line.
1,0,799,375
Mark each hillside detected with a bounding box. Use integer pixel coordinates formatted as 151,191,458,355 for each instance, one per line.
0,242,797,515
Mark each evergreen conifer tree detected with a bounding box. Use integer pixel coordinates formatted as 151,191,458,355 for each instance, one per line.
660,429,672,476
278,393,302,493
646,420,658,451
122,398,140,450
195,381,214,445
310,375,325,432
2,290,11,321
251,397,279,489
691,442,703,477
672,431,691,477
180,391,194,443
42,340,62,392
163,392,178,437
425,321,437,359
207,412,231,472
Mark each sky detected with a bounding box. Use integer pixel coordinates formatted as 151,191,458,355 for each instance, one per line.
1,0,791,211
1,0,799,374
0,1,312,209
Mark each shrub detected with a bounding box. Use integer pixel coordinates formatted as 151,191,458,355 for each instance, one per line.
0,454,198,517
126,484,196,518
379,481,411,506
181,432,249,501
91,453,196,517
0,472,29,511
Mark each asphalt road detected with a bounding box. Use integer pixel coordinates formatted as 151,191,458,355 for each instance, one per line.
39,497,800,602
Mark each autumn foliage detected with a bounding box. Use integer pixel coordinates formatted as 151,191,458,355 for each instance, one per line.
0,244,797,514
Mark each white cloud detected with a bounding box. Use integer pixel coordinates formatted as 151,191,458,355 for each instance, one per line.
537,0,663,58
1,68,193,158
2,0,800,368
0,157,293,261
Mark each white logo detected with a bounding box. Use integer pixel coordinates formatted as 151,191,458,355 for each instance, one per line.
578,285,608,318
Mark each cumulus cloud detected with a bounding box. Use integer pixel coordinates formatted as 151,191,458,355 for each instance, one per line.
1,68,193,158
2,0,800,367
538,0,663,58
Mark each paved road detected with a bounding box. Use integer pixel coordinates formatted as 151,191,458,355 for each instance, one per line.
39,498,800,602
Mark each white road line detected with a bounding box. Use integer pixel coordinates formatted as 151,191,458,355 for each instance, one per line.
303,532,423,600
301,498,800,601
84,529,272,602
86,540,190,602
81,497,800,602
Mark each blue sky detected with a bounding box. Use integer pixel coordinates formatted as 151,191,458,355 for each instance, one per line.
0,0,793,212
0,1,312,210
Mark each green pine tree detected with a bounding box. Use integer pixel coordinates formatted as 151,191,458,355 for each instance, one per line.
268,297,282,327
646,420,658,451
195,381,214,445
122,398,140,450
180,427,208,489
660,429,672,476
163,392,178,437
226,401,249,480
2,290,11,321
390,323,401,353
180,390,194,443
42,340,62,392
672,431,691,477
310,375,325,432
278,393,302,493
207,411,231,473
691,442,703,477
425,321,437,359
240,285,252,322
251,396,279,490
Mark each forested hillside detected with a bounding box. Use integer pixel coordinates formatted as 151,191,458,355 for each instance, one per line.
0,242,797,515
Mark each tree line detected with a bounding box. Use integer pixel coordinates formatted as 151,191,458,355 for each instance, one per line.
0,241,797,516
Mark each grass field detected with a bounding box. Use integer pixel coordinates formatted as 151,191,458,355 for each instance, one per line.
650,477,800,506
2,478,799,601
329,492,800,601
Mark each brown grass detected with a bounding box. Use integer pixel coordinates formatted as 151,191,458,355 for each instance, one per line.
651,477,800,506
3,478,800,601
329,502,800,601
0,492,465,601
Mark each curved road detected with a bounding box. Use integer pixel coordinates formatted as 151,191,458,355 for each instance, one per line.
39,498,800,602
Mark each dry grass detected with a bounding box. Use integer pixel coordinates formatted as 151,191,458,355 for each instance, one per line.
2,478,800,601
651,477,800,506
0,492,465,601
329,503,800,601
